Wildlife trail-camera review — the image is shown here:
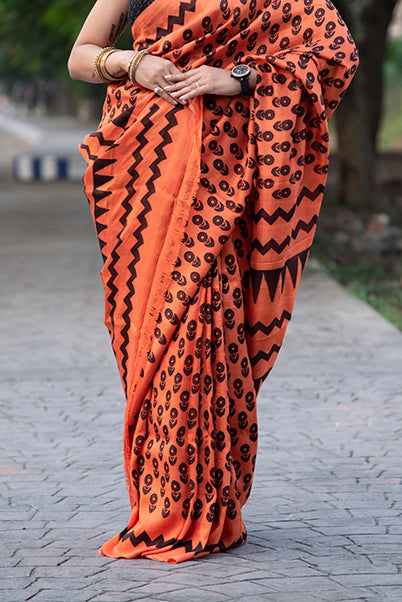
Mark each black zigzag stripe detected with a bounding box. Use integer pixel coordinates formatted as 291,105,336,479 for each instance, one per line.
296,183,325,206
119,104,182,390
254,205,296,225
121,527,247,556
296,184,325,204
251,214,318,257
251,236,291,256
102,104,160,383
246,310,292,337
80,131,118,162
104,248,119,344
154,0,196,40
250,344,282,367
291,215,318,238
253,183,325,225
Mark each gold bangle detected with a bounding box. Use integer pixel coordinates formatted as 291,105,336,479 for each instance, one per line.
127,49,149,84
99,49,118,81
127,52,139,83
101,48,127,82
93,47,125,83
93,47,114,82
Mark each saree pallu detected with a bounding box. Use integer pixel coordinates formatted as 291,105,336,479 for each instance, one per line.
80,0,358,563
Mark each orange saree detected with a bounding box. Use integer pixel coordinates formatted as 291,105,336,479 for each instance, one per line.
80,0,358,562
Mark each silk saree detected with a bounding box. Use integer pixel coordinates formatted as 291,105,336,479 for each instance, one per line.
80,0,358,563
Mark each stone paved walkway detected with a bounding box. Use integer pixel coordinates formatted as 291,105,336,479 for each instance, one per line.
1,180,402,602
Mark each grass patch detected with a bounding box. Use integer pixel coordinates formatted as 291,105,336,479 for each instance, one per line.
324,261,402,331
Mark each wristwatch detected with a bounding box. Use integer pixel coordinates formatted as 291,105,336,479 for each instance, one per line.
231,64,251,93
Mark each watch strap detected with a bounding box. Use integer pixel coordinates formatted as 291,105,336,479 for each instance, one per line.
240,77,250,93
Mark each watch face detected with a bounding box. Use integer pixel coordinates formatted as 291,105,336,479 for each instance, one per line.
232,64,251,78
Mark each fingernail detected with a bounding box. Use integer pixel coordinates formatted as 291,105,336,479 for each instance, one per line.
164,85,172,91
165,75,173,80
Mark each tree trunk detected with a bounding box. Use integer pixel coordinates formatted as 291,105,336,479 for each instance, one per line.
334,71,375,206
360,0,399,148
333,0,399,207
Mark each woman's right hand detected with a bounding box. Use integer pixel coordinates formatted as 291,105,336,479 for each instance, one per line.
135,55,185,105
108,51,184,105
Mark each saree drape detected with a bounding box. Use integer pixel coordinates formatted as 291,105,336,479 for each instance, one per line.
80,0,358,563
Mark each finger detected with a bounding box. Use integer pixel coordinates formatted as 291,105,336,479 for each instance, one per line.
178,88,203,102
164,70,196,83
170,81,203,100
153,85,179,105
169,79,202,93
164,77,201,93
159,80,188,104
163,82,184,93
156,79,190,105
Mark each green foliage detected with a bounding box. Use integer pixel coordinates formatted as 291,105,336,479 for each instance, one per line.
379,37,402,150
0,0,134,85
385,36,402,77
0,0,82,80
0,0,93,82
326,261,402,330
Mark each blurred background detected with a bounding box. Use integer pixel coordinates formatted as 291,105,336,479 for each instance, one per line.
0,0,401,329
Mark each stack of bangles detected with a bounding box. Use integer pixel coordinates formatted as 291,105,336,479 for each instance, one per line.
93,47,149,84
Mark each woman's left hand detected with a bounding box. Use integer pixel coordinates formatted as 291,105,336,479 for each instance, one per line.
164,65,257,103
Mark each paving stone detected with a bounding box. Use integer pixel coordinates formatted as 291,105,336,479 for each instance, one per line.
203,581,280,596
0,578,33,590
24,589,102,602
253,576,346,592
373,586,402,599
302,590,380,602
328,574,402,588
152,587,232,601
260,592,323,602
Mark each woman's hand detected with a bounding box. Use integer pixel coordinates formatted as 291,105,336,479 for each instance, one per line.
163,65,257,103
134,55,185,104
107,52,184,105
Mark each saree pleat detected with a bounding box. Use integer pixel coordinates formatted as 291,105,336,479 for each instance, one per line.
80,0,358,562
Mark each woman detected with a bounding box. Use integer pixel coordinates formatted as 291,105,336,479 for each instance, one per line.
68,0,358,563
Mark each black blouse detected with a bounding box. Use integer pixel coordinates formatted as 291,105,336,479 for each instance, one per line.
128,0,157,25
